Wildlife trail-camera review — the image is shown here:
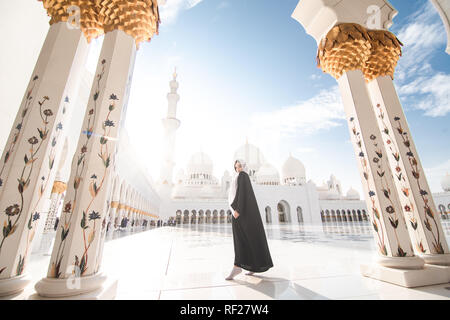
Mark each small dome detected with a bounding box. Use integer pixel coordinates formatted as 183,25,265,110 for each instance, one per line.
200,185,216,198
316,182,328,192
346,187,360,200
187,152,213,175
442,173,450,192
326,189,340,200
233,140,266,173
282,154,306,185
256,162,280,185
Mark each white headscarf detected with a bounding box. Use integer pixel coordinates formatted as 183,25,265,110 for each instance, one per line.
228,158,249,210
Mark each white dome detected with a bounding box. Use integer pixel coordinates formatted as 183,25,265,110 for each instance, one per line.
346,187,360,200
318,189,340,200
175,169,185,184
200,185,216,198
255,162,280,185
187,152,213,175
316,182,328,192
282,154,306,185
233,140,266,174
442,173,450,192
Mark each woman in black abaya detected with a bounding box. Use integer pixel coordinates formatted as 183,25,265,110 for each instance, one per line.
225,159,273,280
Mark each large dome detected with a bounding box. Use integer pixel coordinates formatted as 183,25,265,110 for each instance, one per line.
187,152,213,175
282,154,306,185
442,173,450,192
256,162,280,185
346,187,360,200
233,140,266,174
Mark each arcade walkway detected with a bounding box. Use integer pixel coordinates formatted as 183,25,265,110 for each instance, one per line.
24,224,450,300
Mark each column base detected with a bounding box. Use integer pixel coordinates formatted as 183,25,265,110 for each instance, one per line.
419,253,450,266
361,263,450,288
33,271,117,299
376,255,425,269
0,274,32,297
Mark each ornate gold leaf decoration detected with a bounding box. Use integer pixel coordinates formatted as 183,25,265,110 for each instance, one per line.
110,201,119,208
364,30,403,82
39,0,160,46
317,23,372,80
51,181,67,194
317,23,403,82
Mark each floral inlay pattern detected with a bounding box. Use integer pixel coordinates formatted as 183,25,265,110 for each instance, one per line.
393,116,445,254
376,104,426,254
349,117,387,256
50,59,118,278
349,116,410,257
0,76,67,276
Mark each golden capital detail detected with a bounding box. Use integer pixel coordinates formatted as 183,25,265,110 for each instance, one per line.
110,201,119,209
38,0,160,46
51,181,67,194
317,23,402,82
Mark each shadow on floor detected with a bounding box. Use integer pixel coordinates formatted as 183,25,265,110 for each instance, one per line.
233,275,330,300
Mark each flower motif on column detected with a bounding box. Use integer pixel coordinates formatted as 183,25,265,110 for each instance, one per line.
0,90,69,276
375,104,426,253
393,116,445,254
49,59,118,278
0,75,39,190
349,116,412,257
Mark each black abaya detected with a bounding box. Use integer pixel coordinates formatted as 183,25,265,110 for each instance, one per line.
230,171,273,272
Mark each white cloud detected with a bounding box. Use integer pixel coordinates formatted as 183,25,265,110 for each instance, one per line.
159,0,206,24
395,1,450,117
397,73,450,117
217,1,230,9
425,159,450,192
249,86,344,138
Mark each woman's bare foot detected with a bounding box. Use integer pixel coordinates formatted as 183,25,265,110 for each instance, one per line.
245,271,255,276
225,266,242,280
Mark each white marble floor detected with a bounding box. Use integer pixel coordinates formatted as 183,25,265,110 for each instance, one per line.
24,222,450,300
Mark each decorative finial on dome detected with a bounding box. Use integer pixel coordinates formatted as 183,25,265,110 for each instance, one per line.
173,67,178,80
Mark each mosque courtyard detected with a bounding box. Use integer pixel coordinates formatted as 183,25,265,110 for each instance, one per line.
23,222,450,300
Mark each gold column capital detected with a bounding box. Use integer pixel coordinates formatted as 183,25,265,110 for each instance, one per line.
317,23,403,82
110,201,119,209
317,23,372,80
39,0,160,46
364,30,403,82
51,181,67,194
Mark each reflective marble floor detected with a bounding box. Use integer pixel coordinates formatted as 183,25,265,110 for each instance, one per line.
25,221,450,300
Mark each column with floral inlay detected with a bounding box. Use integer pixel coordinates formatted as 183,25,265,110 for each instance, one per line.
292,0,450,287
363,30,450,265
0,19,90,296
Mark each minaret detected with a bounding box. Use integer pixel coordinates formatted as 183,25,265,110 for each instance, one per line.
158,69,181,190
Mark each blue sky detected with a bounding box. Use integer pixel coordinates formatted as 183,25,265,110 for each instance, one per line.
85,0,450,193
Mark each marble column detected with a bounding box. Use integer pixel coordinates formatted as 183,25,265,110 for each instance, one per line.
126,189,135,231
107,175,121,234
363,32,450,264
292,0,450,287
35,29,137,298
0,22,89,296
118,183,131,230
338,68,419,266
